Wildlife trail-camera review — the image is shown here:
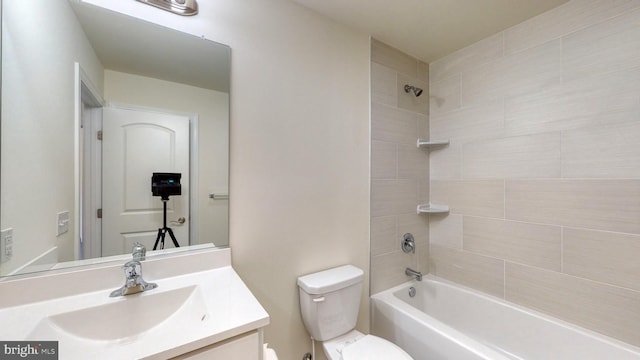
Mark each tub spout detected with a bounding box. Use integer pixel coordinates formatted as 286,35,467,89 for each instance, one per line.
405,267,422,281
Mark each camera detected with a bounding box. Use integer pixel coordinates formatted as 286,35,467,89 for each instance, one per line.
151,172,182,200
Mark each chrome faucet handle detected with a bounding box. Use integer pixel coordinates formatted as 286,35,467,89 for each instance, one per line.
123,260,142,284
110,260,157,297
401,233,415,254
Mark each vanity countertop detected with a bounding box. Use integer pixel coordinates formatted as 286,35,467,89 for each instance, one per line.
0,247,270,359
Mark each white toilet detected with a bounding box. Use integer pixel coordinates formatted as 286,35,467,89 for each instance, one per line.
297,265,413,360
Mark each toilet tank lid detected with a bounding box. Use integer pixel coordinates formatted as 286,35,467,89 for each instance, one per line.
297,265,364,295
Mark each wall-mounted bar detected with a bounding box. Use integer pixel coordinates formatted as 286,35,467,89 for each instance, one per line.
209,193,229,200
417,139,449,148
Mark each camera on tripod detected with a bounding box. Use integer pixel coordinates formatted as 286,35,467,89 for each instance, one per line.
151,172,182,250
151,172,181,200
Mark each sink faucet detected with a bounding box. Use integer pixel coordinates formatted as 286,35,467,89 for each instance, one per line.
405,267,422,281
110,260,158,297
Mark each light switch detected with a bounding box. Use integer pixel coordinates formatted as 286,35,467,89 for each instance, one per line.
57,211,70,236
1,228,13,262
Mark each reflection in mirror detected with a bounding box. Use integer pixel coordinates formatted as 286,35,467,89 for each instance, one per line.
1,0,230,276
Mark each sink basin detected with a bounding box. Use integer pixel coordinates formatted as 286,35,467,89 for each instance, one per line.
30,285,207,341
0,251,270,360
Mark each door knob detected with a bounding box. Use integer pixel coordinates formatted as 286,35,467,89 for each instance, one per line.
171,217,186,225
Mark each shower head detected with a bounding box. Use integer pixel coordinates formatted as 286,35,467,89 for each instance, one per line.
404,84,423,97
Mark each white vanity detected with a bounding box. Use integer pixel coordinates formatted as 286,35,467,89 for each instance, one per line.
0,247,269,359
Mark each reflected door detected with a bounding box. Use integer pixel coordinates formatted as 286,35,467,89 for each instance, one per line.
102,106,190,256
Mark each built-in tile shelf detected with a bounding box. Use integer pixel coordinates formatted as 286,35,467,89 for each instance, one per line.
417,139,449,148
417,139,450,214
417,203,450,214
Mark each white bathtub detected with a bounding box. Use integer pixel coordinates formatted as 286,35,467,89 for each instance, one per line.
371,275,640,360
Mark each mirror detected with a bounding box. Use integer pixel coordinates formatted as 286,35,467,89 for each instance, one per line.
0,0,230,276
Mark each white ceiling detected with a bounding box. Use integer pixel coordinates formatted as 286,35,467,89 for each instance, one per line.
292,0,570,63
70,2,230,92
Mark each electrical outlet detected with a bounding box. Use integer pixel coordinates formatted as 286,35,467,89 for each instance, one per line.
57,211,70,236
1,228,13,262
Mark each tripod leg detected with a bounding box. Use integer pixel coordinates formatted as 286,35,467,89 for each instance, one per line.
153,228,163,250
160,229,167,250
166,228,180,248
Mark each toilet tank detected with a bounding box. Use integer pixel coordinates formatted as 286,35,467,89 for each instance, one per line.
297,265,364,341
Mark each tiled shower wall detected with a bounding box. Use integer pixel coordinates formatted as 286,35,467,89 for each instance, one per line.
370,40,429,294
429,0,640,347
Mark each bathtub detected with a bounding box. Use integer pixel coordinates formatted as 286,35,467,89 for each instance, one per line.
371,275,640,360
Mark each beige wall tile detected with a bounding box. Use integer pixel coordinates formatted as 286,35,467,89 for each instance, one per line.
430,100,504,142
461,40,561,107
371,39,417,77
506,262,640,347
429,213,463,249
563,7,640,82
464,217,561,271
418,177,429,204
371,63,397,107
398,73,428,115
462,132,561,179
430,141,462,180
371,140,396,179
371,216,397,256
563,228,640,292
371,250,417,294
504,83,579,137
431,180,505,218
506,180,640,235
430,32,504,82
562,122,640,178
430,244,505,298
370,42,429,294
417,237,429,274
371,103,419,146
429,74,461,115
424,0,640,344
504,0,640,55
371,179,419,217
417,113,429,139
505,66,640,137
417,61,429,84
398,145,428,180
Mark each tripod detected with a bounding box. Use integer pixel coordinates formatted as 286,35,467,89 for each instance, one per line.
153,198,180,250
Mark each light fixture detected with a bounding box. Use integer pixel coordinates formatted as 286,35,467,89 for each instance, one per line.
136,0,198,16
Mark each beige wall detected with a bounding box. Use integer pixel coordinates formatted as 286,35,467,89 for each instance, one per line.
83,1,371,359
103,70,229,247
429,0,640,346
1,0,103,275
370,40,430,294
225,9,370,359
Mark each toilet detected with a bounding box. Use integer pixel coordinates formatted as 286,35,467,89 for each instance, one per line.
297,265,413,360
263,344,278,360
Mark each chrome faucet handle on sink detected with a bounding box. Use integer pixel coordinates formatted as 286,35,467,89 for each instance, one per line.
110,260,158,297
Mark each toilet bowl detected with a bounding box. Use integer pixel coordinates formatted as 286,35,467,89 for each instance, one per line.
297,265,413,360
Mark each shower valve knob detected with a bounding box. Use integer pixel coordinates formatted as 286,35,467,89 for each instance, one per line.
401,233,415,254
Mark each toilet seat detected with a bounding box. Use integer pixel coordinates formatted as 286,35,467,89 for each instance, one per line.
340,335,413,360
